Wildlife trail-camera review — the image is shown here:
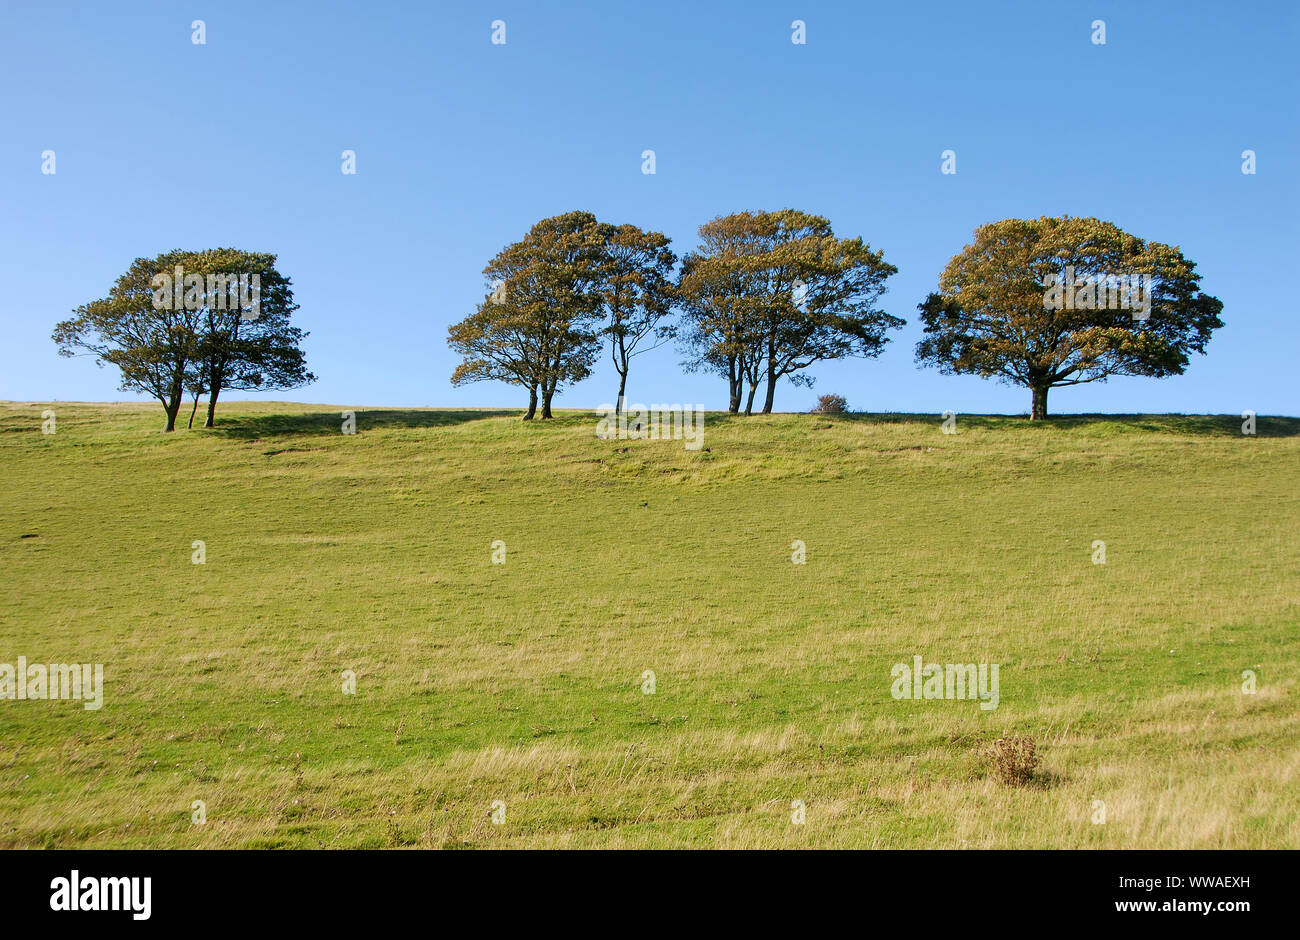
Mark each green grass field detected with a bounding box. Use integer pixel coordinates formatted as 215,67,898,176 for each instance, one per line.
1,400,1296,848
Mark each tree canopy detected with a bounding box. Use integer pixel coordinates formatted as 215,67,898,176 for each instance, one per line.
678,209,901,414
53,248,313,430
915,217,1224,419
595,222,677,414
449,211,610,418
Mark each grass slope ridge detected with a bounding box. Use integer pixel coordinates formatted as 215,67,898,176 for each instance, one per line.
1,402,1297,848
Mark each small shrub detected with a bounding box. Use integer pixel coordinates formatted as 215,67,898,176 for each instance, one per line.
986,735,1038,786
811,394,848,415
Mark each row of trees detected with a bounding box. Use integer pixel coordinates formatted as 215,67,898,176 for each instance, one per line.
447,209,900,418
448,212,1224,419
53,216,1224,429
54,249,314,430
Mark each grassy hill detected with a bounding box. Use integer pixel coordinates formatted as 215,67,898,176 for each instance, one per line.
1,400,1296,848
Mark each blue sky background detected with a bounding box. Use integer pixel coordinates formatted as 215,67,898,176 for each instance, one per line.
2,0,1296,415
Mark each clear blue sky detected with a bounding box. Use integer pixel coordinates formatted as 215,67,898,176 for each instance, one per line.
2,0,1296,415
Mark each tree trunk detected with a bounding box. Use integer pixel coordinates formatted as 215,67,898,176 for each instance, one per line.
615,369,628,416
163,374,184,431
761,339,777,413
188,393,201,429
728,357,741,414
761,368,777,414
524,384,538,420
1030,385,1049,420
541,380,556,419
204,385,220,428
204,363,223,428
164,397,181,432
744,381,758,416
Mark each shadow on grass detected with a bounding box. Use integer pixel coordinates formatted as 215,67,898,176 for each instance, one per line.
214,409,517,440
213,408,1299,440
743,412,1300,438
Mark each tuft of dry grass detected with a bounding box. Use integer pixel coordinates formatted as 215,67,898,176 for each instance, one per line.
987,736,1039,787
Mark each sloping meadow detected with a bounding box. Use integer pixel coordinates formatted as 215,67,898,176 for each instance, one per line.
0,401,1296,847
